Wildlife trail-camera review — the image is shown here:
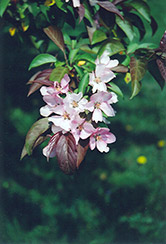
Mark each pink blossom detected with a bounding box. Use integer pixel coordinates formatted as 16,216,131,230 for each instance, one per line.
41,74,69,96
95,51,119,69
71,117,95,144
86,91,116,123
89,127,116,153
89,64,116,93
64,92,88,112
40,95,63,117
48,104,76,131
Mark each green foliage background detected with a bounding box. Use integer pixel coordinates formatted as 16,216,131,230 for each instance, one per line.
1,1,166,243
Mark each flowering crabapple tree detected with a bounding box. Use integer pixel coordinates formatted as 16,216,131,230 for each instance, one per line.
1,0,166,174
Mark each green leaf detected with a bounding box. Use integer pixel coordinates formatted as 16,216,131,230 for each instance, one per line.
128,0,151,23
99,39,125,56
76,53,95,64
55,0,67,12
43,25,65,52
28,54,57,70
21,118,50,157
130,57,147,99
108,82,124,98
74,65,84,78
78,73,89,94
50,66,69,82
69,49,79,64
91,30,107,45
0,0,10,17
116,16,135,41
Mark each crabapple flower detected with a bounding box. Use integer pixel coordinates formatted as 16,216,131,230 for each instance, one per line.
71,116,95,144
89,127,116,153
109,92,118,104
65,0,80,7
48,104,77,131
40,73,70,98
40,95,63,117
86,91,116,123
64,92,88,112
89,64,116,93
95,51,119,69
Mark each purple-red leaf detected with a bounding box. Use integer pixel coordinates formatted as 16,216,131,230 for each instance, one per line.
77,4,85,23
156,59,166,82
21,118,50,159
27,69,53,96
55,133,77,175
160,31,166,52
43,26,65,52
76,139,89,168
97,1,124,20
44,132,62,161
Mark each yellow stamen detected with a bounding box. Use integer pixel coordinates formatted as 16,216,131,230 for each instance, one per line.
94,77,101,84
72,100,78,108
95,102,101,109
63,112,70,120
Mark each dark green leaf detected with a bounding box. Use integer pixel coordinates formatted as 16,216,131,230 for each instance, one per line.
21,118,50,157
150,16,158,36
127,0,151,23
130,57,147,99
126,12,146,40
50,67,69,82
148,59,165,90
108,82,124,97
0,0,10,17
91,29,107,45
78,73,89,94
74,65,84,78
29,54,57,70
116,16,135,41
99,39,125,56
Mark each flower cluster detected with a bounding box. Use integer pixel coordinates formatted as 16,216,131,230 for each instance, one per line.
40,52,119,159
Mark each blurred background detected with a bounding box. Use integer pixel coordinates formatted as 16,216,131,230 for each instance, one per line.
1,1,166,243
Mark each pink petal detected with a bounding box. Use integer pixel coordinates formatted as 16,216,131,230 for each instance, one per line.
100,102,115,117
40,105,53,117
96,140,109,153
89,136,96,150
92,108,103,122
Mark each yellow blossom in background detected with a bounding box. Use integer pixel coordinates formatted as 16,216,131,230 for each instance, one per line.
78,60,86,66
124,72,131,84
137,155,147,165
9,27,16,36
44,0,56,6
157,140,165,148
125,124,133,131
99,172,107,181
